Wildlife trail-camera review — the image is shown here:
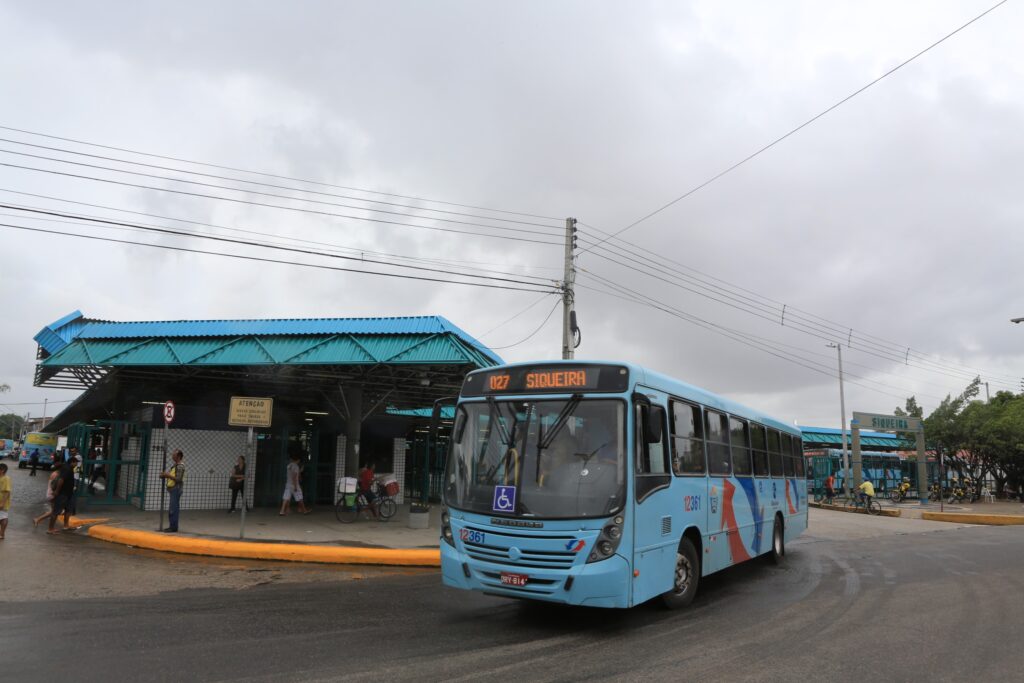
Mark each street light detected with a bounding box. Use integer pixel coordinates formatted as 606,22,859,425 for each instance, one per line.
1012,318,1024,324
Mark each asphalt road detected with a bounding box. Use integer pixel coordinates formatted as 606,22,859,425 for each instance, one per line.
4,466,1023,682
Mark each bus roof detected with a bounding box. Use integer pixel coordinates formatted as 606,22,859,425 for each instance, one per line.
466,360,801,437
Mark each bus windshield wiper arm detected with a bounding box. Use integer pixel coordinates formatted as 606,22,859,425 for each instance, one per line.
538,394,582,450
486,396,512,445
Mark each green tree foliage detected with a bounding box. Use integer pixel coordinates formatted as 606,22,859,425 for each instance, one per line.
0,413,24,440
894,396,924,418
910,378,1024,497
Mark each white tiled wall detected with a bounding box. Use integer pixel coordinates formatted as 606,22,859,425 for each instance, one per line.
143,428,252,511
393,438,407,500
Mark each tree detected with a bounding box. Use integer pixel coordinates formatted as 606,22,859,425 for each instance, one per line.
911,378,1024,499
894,396,924,418
0,413,24,440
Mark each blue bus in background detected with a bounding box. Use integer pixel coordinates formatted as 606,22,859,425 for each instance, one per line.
18,432,58,469
440,361,807,609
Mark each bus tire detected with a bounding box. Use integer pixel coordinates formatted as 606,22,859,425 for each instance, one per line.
769,516,785,565
661,537,700,610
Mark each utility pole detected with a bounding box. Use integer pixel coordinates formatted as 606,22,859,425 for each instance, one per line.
561,217,578,360
985,381,990,403
828,343,851,497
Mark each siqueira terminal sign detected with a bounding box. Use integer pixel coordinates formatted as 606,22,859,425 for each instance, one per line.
851,411,922,433
228,396,274,428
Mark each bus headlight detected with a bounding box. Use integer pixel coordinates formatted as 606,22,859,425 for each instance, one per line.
441,506,454,547
587,514,625,563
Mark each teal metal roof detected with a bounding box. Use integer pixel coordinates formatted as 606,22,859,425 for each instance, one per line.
800,425,906,449
36,311,502,370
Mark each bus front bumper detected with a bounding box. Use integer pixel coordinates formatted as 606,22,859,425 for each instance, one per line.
440,541,632,609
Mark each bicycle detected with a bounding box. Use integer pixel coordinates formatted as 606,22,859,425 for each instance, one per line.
844,494,881,515
335,481,397,523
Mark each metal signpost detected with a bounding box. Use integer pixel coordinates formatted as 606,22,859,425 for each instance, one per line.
850,411,928,505
158,400,175,531
228,397,273,539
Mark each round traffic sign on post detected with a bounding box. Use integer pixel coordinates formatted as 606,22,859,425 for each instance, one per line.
163,400,175,425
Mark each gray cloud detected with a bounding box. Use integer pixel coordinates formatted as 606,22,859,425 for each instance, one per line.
1,1,1022,429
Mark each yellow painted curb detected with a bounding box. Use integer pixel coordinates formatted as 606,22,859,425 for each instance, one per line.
808,501,901,517
920,512,1024,526
68,516,110,527
86,525,441,567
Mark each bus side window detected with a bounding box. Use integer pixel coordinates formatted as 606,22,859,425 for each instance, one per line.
782,434,796,476
792,437,805,477
768,429,783,477
636,404,671,502
636,404,669,475
730,417,752,476
750,424,768,477
704,409,731,476
670,400,705,476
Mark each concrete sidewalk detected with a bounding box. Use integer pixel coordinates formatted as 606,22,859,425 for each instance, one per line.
76,502,443,567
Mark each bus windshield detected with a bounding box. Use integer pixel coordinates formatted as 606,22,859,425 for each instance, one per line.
444,398,626,519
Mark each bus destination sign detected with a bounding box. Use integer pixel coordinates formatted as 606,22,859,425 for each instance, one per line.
462,364,629,396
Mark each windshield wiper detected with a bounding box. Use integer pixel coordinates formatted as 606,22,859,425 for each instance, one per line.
486,396,512,445
534,394,582,485
538,394,582,450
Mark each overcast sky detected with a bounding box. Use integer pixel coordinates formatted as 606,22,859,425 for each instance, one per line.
1,0,1022,429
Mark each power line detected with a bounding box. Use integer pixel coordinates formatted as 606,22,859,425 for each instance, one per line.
1,205,560,290
487,297,563,350
0,222,557,294
0,187,563,278
577,223,1021,387
0,148,564,236
0,137,563,230
581,0,1010,252
576,273,931,402
478,293,557,338
0,205,558,285
0,123,562,221
0,162,563,246
581,244,1016,391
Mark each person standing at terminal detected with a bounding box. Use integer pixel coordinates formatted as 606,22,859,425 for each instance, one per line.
160,449,185,532
0,463,11,539
228,455,247,513
279,452,310,515
29,449,39,476
88,446,106,494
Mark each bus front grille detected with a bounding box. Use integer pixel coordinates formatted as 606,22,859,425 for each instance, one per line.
463,540,577,570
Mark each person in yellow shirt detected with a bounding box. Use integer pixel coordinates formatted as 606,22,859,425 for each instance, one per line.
857,479,875,506
0,463,11,539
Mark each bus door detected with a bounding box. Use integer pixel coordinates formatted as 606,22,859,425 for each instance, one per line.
631,390,677,605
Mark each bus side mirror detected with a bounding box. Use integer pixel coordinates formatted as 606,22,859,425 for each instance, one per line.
645,405,665,444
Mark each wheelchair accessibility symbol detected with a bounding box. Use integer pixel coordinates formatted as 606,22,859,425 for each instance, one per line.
493,485,516,513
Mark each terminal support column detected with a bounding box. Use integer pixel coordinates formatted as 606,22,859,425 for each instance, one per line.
343,387,363,477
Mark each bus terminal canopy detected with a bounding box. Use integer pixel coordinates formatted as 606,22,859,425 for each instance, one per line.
33,310,502,432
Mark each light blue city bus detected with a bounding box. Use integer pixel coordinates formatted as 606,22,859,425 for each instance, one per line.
440,361,808,609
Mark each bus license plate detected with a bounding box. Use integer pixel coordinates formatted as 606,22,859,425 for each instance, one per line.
500,572,529,587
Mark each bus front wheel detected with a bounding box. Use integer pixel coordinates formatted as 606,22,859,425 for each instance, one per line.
769,516,785,565
661,537,700,610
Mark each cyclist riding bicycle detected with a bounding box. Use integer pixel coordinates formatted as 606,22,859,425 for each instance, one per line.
857,479,876,506
358,460,379,519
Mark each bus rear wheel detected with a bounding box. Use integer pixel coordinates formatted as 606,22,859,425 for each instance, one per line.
661,537,700,610
769,516,785,565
